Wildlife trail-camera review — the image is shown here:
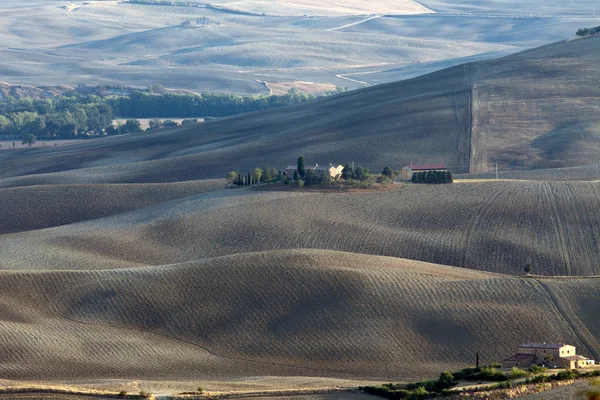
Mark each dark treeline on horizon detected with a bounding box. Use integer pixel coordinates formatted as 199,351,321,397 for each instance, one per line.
0,87,342,139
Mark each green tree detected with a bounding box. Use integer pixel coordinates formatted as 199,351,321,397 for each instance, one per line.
121,119,142,134
162,119,178,127
354,165,369,181
226,171,239,184
296,178,304,188
182,118,199,125
411,172,418,183
252,167,263,184
21,133,36,146
297,156,305,178
438,371,455,388
293,170,298,181
0,115,13,135
448,170,454,183
544,354,554,363
341,163,353,180
261,165,276,183
524,263,532,274
148,119,162,130
381,166,394,179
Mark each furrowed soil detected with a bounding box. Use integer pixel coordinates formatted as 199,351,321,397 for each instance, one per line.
0,181,597,276
0,249,597,384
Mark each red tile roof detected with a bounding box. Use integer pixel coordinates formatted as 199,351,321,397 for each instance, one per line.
406,164,447,171
561,355,589,361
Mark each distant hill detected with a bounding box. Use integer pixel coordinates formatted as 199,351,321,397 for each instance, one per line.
0,36,599,181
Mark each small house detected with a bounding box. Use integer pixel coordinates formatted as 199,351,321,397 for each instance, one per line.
401,164,447,181
501,343,595,369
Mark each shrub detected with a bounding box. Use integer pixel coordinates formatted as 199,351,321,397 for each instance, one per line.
162,119,178,127
381,166,394,179
296,178,304,188
118,391,127,398
197,386,204,393
226,171,240,184
510,367,528,379
529,365,547,374
181,118,199,125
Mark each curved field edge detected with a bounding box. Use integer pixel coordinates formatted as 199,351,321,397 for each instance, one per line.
0,249,597,381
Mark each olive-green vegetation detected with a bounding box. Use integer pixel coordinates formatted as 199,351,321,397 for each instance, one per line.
363,367,600,399
0,88,323,140
576,26,600,37
411,170,453,184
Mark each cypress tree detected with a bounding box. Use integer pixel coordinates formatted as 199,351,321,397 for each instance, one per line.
297,156,305,178
412,173,418,183
426,171,433,184
448,170,454,183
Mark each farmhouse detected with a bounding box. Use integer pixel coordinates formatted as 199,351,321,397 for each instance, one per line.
401,164,447,180
285,163,343,179
501,343,595,369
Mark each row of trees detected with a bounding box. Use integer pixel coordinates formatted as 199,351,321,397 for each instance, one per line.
0,86,336,139
411,170,454,184
147,118,198,130
226,157,397,189
108,88,327,119
226,165,281,186
576,26,600,37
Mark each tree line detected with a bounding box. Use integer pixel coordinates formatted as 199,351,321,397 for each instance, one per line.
0,87,339,141
576,26,600,37
107,88,331,118
227,157,395,189
411,170,453,184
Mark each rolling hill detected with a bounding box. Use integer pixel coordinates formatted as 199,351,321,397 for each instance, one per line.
1,0,599,95
0,249,598,384
0,36,599,183
0,181,598,276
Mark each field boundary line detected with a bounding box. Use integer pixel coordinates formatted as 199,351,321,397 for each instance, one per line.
533,279,600,360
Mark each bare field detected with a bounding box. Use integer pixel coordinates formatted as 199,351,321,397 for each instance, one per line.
0,181,597,276
2,0,599,94
0,180,225,234
0,249,596,385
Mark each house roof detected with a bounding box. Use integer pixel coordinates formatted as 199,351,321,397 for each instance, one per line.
561,355,589,361
502,353,536,362
405,164,447,171
519,343,568,349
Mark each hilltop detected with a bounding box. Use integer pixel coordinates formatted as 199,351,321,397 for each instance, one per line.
0,36,599,181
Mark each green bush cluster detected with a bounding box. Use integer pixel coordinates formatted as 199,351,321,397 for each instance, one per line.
411,170,453,184
576,26,600,36
453,366,508,382
227,165,281,186
360,372,457,399
341,163,370,182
